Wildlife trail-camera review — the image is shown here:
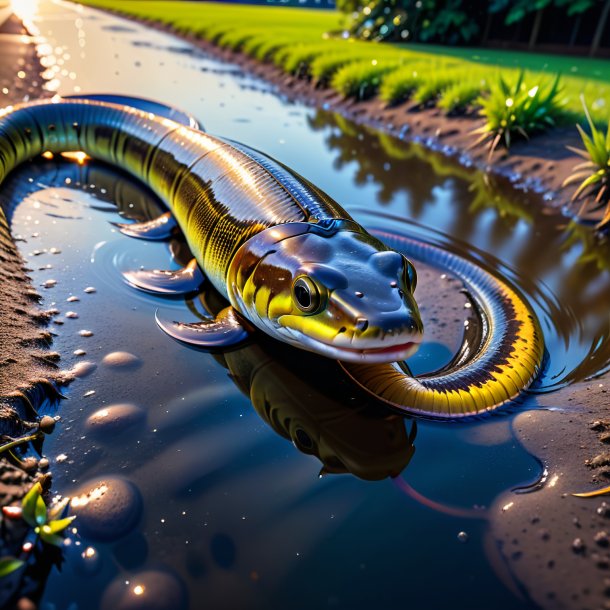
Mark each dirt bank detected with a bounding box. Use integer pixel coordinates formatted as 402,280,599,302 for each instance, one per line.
0,13,61,610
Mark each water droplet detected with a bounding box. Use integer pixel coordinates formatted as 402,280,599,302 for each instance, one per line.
457,531,468,543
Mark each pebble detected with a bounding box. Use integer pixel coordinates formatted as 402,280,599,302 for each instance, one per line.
74,349,87,357
595,531,610,547
85,404,146,439
70,477,142,542
79,330,94,337
101,570,187,610
42,279,57,288
84,286,96,294
572,538,586,554
70,361,97,378
65,311,79,319
67,296,80,303
101,352,141,370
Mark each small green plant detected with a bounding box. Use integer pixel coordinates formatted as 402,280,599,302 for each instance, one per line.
471,72,565,158
20,482,75,547
413,74,457,105
310,51,369,86
0,557,24,579
562,97,610,230
379,66,424,106
438,80,487,114
332,59,402,101
0,482,74,580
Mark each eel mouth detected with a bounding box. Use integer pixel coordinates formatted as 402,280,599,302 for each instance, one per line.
283,327,421,363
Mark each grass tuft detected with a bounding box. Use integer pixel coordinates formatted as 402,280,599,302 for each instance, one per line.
471,72,566,158
563,96,610,231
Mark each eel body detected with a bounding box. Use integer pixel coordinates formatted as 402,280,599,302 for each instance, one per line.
0,98,544,418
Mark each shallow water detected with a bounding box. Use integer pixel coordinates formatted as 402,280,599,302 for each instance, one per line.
4,1,610,609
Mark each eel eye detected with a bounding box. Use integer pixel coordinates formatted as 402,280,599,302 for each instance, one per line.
403,257,417,292
293,276,321,313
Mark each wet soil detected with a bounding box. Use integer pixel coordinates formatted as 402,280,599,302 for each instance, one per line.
0,13,60,610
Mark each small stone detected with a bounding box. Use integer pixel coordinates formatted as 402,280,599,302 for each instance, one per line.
85,404,146,439
38,457,49,470
79,330,94,337
101,570,187,610
65,311,79,319
74,349,86,357
591,420,610,432
38,415,56,434
457,531,468,543
70,477,142,542
572,538,586,554
67,296,80,303
69,361,97,378
598,502,610,518
42,279,57,289
101,352,141,370
595,531,610,547
539,529,550,541
588,453,610,469
84,286,96,294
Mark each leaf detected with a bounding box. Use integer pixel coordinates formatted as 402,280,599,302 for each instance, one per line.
572,173,602,201
38,528,64,547
0,558,24,579
573,485,610,498
35,494,47,526
45,516,76,535
21,482,43,528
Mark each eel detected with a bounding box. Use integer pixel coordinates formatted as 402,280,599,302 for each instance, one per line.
0,97,544,418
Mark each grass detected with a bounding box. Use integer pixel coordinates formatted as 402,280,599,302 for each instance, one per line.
563,97,610,231
74,0,610,125
472,72,567,157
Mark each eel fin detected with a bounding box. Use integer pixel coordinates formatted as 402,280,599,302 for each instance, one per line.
114,211,177,240
155,307,252,349
123,258,204,295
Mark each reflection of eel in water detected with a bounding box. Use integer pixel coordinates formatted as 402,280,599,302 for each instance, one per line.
0,96,544,418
